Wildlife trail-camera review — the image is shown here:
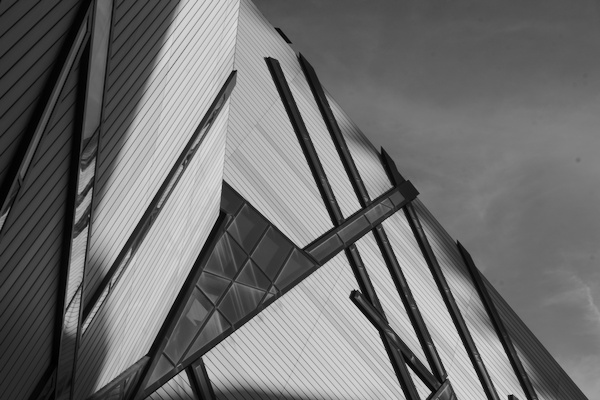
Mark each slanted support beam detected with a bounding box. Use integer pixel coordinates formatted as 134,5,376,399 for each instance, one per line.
54,1,114,399
300,53,446,383
458,242,538,400
403,203,501,400
0,1,93,237
188,359,217,400
81,71,237,333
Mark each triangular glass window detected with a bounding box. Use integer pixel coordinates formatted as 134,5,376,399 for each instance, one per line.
197,272,230,304
164,289,213,364
186,311,231,359
236,260,271,291
251,227,293,279
218,282,265,325
274,249,314,290
227,204,268,252
204,233,246,279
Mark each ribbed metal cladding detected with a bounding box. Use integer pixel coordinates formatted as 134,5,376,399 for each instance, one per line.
267,55,429,399
458,242,538,400
403,203,501,400
299,53,447,385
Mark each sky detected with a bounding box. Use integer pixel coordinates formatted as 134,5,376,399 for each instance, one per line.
254,0,600,398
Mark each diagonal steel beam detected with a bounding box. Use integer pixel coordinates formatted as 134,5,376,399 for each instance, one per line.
0,1,93,238
458,242,538,400
81,71,237,334
54,1,114,399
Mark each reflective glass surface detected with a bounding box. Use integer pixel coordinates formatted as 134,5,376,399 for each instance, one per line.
365,203,391,224
227,205,268,252
185,311,230,359
104,385,121,400
164,289,212,363
218,283,265,325
338,216,370,244
274,249,314,290
204,234,246,279
220,184,244,215
197,272,230,304
389,190,406,207
251,227,293,279
146,355,174,389
237,260,271,291
307,234,343,263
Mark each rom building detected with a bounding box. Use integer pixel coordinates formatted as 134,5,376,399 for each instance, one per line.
0,1,588,399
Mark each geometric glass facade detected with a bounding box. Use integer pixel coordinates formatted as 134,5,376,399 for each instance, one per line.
0,1,588,400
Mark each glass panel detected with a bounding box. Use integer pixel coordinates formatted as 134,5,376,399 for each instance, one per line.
197,272,230,304
164,289,213,364
236,260,271,290
381,198,394,210
365,203,392,224
204,234,246,279
274,249,314,290
220,184,244,215
307,234,343,263
146,355,174,389
337,216,370,244
389,190,406,207
227,205,268,252
251,227,293,279
218,283,265,325
105,385,122,400
185,311,230,359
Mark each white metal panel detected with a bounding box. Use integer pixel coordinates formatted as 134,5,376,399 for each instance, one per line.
287,70,362,219
223,0,333,248
205,253,405,400
486,278,587,400
413,199,528,399
381,212,488,400
85,0,239,302
0,55,80,400
325,91,393,201
74,99,230,399
354,232,427,363
146,370,196,400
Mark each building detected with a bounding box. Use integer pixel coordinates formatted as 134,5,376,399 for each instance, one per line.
0,0,588,399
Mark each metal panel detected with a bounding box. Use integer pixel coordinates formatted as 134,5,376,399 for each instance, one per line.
381,212,488,400
85,0,239,304
74,98,231,399
0,35,83,400
485,278,588,400
458,242,538,400
146,371,196,400
325,92,393,200
224,0,333,248
204,254,406,400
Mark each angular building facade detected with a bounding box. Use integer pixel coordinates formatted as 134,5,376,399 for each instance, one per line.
0,1,588,400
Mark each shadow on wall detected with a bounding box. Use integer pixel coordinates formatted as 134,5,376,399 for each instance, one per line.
77,0,184,398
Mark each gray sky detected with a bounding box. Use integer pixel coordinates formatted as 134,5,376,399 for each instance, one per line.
254,0,600,397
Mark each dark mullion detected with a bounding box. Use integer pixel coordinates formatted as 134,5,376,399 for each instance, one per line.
268,56,427,399
351,291,440,392
428,380,458,400
298,53,370,207
300,54,447,383
0,0,93,238
82,71,237,328
458,242,538,400
188,359,217,400
264,56,344,225
373,224,447,382
403,203,501,400
129,213,231,400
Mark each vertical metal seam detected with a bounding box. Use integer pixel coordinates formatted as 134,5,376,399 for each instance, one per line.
458,241,538,400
